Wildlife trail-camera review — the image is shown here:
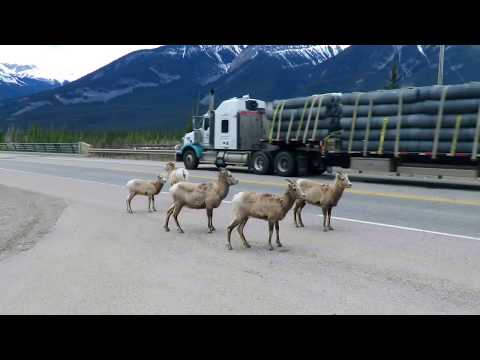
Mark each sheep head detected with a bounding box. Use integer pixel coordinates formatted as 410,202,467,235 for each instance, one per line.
157,175,167,185
219,168,239,185
285,179,306,200
336,171,352,188
165,161,176,173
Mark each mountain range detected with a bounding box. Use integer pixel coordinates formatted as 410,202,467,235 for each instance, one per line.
1,45,479,132
0,63,65,100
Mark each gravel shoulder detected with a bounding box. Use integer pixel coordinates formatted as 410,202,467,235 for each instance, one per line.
0,184,66,260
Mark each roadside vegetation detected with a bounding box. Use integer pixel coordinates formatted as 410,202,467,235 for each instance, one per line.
0,124,189,148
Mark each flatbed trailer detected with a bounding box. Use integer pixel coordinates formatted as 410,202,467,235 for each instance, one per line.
177,86,480,178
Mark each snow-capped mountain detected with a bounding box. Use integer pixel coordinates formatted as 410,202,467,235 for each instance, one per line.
0,45,345,131
229,45,344,72
0,63,65,100
203,45,346,104
301,45,480,94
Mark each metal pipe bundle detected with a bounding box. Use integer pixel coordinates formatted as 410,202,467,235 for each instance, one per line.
339,83,480,157
266,93,342,143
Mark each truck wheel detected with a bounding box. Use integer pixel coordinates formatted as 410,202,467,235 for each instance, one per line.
274,151,297,177
250,151,272,175
183,149,199,170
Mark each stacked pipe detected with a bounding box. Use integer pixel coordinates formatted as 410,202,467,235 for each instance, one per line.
339,83,480,158
265,93,342,143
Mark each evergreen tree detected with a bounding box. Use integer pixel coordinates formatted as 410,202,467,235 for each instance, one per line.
386,62,401,89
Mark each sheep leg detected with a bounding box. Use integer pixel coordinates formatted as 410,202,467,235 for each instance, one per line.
293,200,300,227
164,203,175,231
275,221,282,247
207,208,215,233
227,217,243,250
322,207,328,232
237,217,251,248
148,197,152,212
172,203,185,233
327,206,334,230
152,196,157,212
126,193,136,214
267,221,274,251
297,201,306,227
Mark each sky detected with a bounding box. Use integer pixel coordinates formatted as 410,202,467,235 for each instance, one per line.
0,45,161,82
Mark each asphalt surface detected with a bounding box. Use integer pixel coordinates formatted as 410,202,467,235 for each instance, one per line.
0,152,480,314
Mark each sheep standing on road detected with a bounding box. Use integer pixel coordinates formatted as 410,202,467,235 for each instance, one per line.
165,161,189,186
126,175,166,214
293,171,352,231
227,179,306,251
164,168,239,233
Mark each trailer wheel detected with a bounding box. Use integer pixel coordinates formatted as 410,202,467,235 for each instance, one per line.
183,149,199,170
274,151,297,177
309,157,327,175
250,151,272,175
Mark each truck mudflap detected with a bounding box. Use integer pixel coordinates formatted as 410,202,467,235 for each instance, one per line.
175,151,182,162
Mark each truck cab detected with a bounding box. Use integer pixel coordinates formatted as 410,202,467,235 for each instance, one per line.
178,92,267,169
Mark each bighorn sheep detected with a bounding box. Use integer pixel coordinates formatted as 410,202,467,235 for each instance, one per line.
227,179,306,251
126,175,166,214
164,168,239,233
165,161,189,186
293,171,352,231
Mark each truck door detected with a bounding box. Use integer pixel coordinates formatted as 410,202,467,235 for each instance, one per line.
215,115,237,150
202,117,210,147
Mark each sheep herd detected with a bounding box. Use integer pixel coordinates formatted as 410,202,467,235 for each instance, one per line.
125,161,352,250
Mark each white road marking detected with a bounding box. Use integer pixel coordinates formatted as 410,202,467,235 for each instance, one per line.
324,215,480,241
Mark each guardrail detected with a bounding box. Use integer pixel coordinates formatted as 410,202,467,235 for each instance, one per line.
0,142,90,154
88,148,176,161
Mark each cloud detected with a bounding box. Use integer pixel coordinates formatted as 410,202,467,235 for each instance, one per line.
0,45,161,82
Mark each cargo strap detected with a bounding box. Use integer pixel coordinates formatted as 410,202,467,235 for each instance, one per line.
302,96,319,143
268,102,281,142
449,115,462,156
394,89,405,158
432,85,449,159
348,93,362,153
472,102,480,160
276,101,286,141
296,97,312,141
378,117,389,155
308,95,324,143
362,97,374,157
286,110,295,144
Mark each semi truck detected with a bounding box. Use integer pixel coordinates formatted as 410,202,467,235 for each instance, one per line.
176,87,480,178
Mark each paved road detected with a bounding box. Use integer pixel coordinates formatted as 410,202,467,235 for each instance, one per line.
0,152,479,314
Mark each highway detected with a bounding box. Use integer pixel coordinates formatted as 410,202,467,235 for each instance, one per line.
0,152,480,314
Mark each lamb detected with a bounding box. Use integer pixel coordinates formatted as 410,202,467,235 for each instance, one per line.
165,161,189,186
164,168,239,233
126,175,166,214
227,179,306,251
293,171,352,231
